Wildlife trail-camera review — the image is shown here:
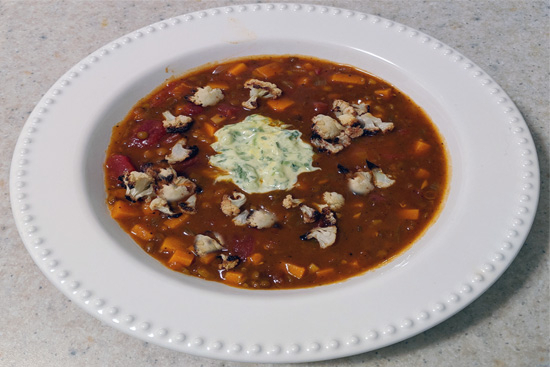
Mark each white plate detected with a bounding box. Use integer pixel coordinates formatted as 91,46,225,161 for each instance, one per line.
10,3,539,363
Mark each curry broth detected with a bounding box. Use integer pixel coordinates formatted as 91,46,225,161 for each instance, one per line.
104,55,449,289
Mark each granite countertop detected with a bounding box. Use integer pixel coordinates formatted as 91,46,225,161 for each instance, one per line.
1,1,548,366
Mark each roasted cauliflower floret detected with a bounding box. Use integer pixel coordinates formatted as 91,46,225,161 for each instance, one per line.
157,166,177,182
348,171,375,195
165,138,198,164
357,112,394,134
179,193,197,214
320,207,337,227
247,209,277,229
300,205,320,224
302,226,337,249
219,254,240,271
282,194,304,209
122,171,154,201
149,197,174,215
162,111,193,133
310,136,346,154
232,210,250,226
323,191,345,211
371,167,395,188
188,86,224,107
220,191,247,216
194,233,223,257
158,176,195,202
242,79,282,109
332,99,357,126
311,114,344,140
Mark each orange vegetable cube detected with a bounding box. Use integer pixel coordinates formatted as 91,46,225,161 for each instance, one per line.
284,262,306,279
399,209,420,220
130,224,155,241
266,98,295,111
110,200,141,219
203,122,218,136
224,271,245,284
227,62,247,76
253,62,282,78
159,236,186,253
248,253,264,265
413,140,431,154
163,215,188,229
207,81,230,90
415,168,431,179
168,249,194,269
374,88,393,99
330,73,366,85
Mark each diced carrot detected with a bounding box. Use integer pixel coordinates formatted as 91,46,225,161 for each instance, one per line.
203,122,218,136
207,81,230,90
302,62,314,70
413,140,431,154
227,62,247,76
330,73,366,85
316,268,335,278
159,236,186,253
224,271,245,284
420,180,429,190
353,212,362,219
168,249,194,269
415,168,431,179
199,252,218,265
296,76,310,86
349,260,359,267
399,208,420,220
110,201,141,219
284,263,306,279
163,215,188,229
248,253,264,265
374,88,393,99
130,224,155,241
266,98,295,111
253,62,282,78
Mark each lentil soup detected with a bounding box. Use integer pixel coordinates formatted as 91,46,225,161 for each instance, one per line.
104,55,449,289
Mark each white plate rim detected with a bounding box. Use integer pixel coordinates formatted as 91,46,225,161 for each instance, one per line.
9,3,540,363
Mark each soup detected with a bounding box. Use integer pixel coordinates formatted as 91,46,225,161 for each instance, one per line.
104,55,449,289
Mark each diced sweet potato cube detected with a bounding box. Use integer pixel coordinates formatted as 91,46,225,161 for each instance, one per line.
224,271,245,284
248,253,264,265
253,62,282,78
159,237,186,253
374,88,393,99
199,252,218,265
207,81,230,90
399,209,420,220
130,224,154,241
284,262,306,279
227,62,247,76
415,168,431,179
266,98,295,111
168,249,194,269
163,215,188,229
330,73,365,85
413,140,431,154
110,201,141,219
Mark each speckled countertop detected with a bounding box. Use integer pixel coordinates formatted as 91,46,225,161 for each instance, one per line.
1,1,548,366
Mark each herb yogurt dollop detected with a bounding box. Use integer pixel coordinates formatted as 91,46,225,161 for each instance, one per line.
209,114,319,193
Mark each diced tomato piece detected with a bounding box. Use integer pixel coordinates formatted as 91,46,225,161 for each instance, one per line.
228,235,255,259
127,120,166,148
312,102,329,114
180,103,204,116
105,154,135,178
217,103,240,118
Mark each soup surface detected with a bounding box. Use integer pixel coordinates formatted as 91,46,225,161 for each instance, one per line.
104,55,449,289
